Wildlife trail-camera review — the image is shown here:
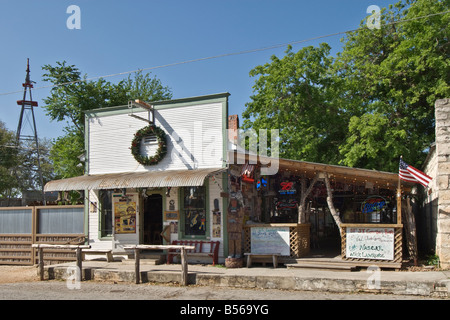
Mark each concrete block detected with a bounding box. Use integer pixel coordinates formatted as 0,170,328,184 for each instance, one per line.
256,276,295,290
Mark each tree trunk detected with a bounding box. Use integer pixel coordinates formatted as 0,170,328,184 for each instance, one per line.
298,173,319,224
324,173,342,235
402,197,418,266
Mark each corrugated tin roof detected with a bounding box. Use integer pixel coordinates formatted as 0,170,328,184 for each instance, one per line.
44,168,225,191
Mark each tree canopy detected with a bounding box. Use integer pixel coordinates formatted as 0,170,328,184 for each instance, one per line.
0,121,54,200
242,0,449,172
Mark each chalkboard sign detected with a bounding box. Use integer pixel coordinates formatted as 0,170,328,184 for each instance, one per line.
250,227,290,256
346,227,394,260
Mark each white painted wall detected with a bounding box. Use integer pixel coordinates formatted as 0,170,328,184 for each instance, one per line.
87,102,224,175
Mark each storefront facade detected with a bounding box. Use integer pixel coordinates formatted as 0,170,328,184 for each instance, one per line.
45,93,230,263
45,93,412,268
230,151,409,268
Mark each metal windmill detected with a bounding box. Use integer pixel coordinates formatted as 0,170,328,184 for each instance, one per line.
15,58,45,205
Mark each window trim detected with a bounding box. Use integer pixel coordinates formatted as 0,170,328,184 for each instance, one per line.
98,189,113,239
179,184,209,240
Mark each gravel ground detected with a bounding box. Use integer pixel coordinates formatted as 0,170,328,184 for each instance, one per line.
0,280,443,300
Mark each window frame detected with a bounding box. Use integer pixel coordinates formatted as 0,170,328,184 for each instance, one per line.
98,189,113,239
180,185,209,239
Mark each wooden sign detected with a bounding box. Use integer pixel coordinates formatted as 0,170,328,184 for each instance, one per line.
164,211,179,220
250,227,290,256
346,227,394,260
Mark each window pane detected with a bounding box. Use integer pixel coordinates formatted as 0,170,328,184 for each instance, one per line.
183,187,206,236
99,190,113,236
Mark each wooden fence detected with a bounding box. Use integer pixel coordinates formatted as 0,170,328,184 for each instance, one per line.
0,206,85,265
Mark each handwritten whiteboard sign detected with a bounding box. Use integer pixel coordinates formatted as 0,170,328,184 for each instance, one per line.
346,227,394,260
251,227,290,256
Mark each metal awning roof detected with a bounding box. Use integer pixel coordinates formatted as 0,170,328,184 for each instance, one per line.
44,168,225,191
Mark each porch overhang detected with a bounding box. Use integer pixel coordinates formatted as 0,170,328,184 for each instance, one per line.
44,168,225,191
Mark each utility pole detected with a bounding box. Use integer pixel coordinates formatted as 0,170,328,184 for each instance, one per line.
15,58,45,205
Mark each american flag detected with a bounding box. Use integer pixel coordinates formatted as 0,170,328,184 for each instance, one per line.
399,158,432,187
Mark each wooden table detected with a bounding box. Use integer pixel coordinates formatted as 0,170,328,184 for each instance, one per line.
31,244,91,281
123,245,195,285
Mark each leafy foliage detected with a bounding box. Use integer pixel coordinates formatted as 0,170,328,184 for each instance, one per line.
243,0,449,172
0,121,54,198
41,61,173,177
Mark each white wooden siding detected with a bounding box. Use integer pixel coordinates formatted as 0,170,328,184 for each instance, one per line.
88,103,224,175
207,175,225,260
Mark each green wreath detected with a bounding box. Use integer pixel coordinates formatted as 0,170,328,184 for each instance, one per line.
131,124,167,166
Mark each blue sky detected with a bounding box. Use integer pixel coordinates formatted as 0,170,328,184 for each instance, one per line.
0,0,397,140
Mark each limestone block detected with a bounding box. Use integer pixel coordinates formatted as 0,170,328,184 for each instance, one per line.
438,190,450,204
438,175,450,189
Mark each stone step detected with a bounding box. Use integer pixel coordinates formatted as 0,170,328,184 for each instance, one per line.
285,260,357,271
286,258,402,271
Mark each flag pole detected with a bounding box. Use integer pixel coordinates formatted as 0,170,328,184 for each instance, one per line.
397,156,402,225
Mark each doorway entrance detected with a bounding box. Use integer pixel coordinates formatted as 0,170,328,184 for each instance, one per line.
144,194,163,245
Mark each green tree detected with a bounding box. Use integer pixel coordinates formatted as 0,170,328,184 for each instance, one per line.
243,0,449,172
242,43,347,164
0,121,19,198
337,0,450,171
0,121,54,200
42,61,173,178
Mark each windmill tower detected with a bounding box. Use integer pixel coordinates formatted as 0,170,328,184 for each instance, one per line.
15,58,45,205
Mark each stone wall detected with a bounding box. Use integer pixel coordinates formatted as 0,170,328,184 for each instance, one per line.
430,98,450,268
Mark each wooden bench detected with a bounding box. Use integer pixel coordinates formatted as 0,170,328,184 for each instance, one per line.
81,249,113,262
244,253,280,268
167,240,220,266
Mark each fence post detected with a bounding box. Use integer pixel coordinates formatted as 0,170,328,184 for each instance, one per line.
181,247,188,286
76,247,83,282
134,247,140,284
38,247,44,281
32,207,37,265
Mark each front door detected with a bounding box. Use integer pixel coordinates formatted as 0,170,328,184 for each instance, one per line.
144,194,163,245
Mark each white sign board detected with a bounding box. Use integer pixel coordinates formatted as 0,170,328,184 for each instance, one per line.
251,227,290,256
346,227,394,260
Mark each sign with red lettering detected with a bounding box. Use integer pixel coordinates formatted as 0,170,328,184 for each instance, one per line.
278,182,296,195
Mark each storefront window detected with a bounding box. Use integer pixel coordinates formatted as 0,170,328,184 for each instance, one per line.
99,190,113,237
182,186,206,236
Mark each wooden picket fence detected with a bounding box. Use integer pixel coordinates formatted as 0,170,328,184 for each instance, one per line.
0,206,85,265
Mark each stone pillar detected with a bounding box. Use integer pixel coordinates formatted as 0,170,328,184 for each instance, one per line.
435,98,450,269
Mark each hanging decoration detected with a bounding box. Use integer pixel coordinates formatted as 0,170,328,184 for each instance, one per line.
130,124,167,166
241,162,255,183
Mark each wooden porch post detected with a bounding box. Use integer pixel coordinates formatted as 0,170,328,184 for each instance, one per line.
298,173,319,224
397,178,402,225
324,173,343,235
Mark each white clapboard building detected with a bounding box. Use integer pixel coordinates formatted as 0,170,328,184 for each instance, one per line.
45,93,230,263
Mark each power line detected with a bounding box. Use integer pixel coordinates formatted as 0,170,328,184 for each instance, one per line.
0,9,448,97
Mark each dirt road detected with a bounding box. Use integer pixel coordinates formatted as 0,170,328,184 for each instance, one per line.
0,265,38,284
